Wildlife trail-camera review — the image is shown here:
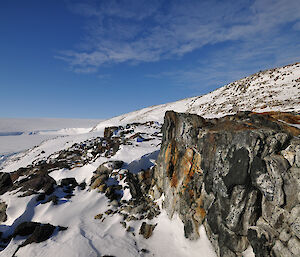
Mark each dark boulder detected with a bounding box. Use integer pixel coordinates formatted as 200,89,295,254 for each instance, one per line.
139,222,156,239
0,172,13,195
19,174,56,195
21,223,56,246
11,221,67,256
60,177,78,188
104,126,119,138
0,202,7,222
13,222,40,237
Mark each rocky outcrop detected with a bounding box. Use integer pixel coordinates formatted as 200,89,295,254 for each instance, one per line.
11,222,67,257
0,201,7,223
139,222,157,239
0,173,13,195
154,111,300,256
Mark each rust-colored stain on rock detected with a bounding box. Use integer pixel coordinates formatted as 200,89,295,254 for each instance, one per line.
194,197,206,223
165,141,179,187
170,172,178,187
181,148,193,176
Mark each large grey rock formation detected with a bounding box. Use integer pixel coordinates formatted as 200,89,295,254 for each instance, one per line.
153,111,300,257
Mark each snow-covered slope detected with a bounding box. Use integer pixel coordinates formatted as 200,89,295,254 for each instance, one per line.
92,62,300,130
0,62,299,257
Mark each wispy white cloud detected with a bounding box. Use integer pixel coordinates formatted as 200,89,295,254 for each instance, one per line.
58,0,300,74
148,33,300,93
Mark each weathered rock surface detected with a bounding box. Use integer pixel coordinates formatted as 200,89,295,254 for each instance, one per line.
0,202,7,223
139,222,157,239
154,111,300,256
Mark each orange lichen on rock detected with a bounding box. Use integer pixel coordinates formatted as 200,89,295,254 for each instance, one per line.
164,143,172,165
255,111,300,136
170,172,178,188
188,189,195,199
194,197,206,223
165,141,179,179
191,152,202,174
181,148,193,176
180,149,203,189
210,120,252,132
258,111,300,124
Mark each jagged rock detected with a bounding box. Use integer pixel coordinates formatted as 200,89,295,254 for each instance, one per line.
126,216,138,222
247,224,276,257
98,183,107,193
0,172,13,195
104,126,119,138
283,166,300,211
140,248,150,253
36,193,46,201
21,223,56,246
125,172,143,199
272,240,293,257
12,222,66,256
60,177,78,188
291,217,300,239
139,222,156,239
105,209,113,215
279,228,292,242
153,111,300,256
15,174,56,195
13,222,41,237
0,202,7,222
94,213,103,220
287,236,300,256
43,195,58,205
95,161,124,175
91,174,108,189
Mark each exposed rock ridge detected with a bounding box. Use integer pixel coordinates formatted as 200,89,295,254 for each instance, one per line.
154,111,300,257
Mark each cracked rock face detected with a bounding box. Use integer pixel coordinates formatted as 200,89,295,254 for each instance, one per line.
154,111,300,257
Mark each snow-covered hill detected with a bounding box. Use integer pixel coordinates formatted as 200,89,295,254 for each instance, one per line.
92,62,300,130
0,62,299,257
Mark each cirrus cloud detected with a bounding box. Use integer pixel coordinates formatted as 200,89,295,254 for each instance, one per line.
58,0,300,73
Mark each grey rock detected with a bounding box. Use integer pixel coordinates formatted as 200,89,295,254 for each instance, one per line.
291,217,300,239
90,174,108,189
225,185,247,232
139,222,156,239
271,240,293,257
153,111,300,256
287,236,300,256
0,201,7,222
96,161,123,175
98,183,107,193
279,228,292,242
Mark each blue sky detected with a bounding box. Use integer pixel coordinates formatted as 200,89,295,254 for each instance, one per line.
1,0,300,119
